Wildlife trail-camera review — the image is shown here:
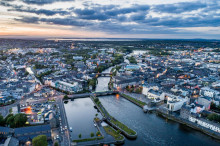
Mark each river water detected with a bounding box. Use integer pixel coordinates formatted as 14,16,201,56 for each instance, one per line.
65,67,220,145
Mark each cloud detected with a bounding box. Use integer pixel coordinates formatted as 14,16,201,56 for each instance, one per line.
15,16,92,27
9,7,69,16
2,0,220,38
152,2,207,13
21,0,74,5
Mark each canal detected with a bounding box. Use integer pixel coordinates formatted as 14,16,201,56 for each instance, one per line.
96,67,220,146
65,66,220,145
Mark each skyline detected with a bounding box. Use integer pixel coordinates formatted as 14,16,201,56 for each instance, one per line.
0,0,220,39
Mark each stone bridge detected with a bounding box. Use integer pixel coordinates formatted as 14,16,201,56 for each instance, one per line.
68,91,119,99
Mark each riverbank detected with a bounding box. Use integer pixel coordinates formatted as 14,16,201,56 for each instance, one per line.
156,109,220,141
90,95,137,139
119,93,146,107
95,117,125,144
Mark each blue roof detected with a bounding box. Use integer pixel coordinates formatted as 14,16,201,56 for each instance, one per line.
0,126,12,133
14,124,51,135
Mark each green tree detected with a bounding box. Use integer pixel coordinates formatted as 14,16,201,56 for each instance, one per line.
63,95,69,100
6,116,15,128
207,113,220,122
78,134,82,139
32,135,48,146
0,114,5,126
94,98,99,103
54,142,59,146
4,114,13,123
96,131,101,136
90,132,94,137
13,113,27,128
116,129,121,134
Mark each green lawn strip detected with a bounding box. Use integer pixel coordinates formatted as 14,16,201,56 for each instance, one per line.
110,118,136,135
121,93,146,107
92,96,136,136
103,126,124,141
73,136,104,143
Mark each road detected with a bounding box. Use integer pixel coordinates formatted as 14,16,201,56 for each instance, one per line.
56,97,71,146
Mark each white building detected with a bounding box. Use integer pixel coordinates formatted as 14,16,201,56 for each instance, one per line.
189,116,220,134
167,97,187,112
200,87,220,99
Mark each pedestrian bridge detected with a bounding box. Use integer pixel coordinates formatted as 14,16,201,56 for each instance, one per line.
68,90,119,99
95,73,112,77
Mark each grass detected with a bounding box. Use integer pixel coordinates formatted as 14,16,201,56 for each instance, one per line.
103,126,124,141
91,95,136,136
73,136,104,143
110,118,136,135
94,117,100,122
121,93,146,107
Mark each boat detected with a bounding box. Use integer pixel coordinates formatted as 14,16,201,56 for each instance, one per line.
94,124,97,127
70,127,72,132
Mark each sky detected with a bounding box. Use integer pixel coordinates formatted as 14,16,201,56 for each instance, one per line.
0,0,220,39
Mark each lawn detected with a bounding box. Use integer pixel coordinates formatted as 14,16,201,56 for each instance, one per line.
121,93,146,107
110,118,136,135
73,136,104,143
103,126,124,141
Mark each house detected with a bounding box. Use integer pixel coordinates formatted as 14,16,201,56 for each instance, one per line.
44,111,58,128
180,103,205,119
14,125,51,143
125,65,140,70
200,87,220,99
167,97,187,112
112,76,140,89
147,89,163,100
73,56,83,60
0,127,13,137
55,81,82,93
197,96,212,110
189,116,220,134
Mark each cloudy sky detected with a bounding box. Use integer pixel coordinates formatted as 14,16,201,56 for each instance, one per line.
0,0,219,39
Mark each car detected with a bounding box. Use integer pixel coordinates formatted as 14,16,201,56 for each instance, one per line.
65,126,67,130
57,135,59,139
54,136,56,140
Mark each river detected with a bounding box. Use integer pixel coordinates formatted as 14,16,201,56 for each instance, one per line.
65,67,220,145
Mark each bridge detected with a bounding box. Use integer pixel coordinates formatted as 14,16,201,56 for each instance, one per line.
68,91,118,99
95,73,112,77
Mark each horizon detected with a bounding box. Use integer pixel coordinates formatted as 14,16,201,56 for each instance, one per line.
0,0,220,39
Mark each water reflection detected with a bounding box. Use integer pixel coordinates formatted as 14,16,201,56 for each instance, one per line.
99,95,220,146
64,98,101,139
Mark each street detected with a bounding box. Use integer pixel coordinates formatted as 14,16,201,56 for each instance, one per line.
56,96,71,146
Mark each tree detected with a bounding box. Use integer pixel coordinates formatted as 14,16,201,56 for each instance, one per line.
6,116,15,128
54,142,59,146
96,131,101,136
207,113,220,122
90,132,94,137
0,114,5,126
32,135,48,146
13,113,27,128
5,113,27,128
116,129,121,134
94,98,99,103
5,114,13,123
63,95,69,100
78,134,82,139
